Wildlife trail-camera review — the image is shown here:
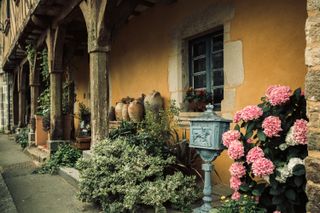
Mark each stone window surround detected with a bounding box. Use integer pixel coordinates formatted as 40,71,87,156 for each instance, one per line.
168,2,244,120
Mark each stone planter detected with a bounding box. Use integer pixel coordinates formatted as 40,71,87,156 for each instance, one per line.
75,136,91,150
35,115,49,146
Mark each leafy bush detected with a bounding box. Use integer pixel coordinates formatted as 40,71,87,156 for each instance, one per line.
34,144,81,174
77,138,200,212
217,195,266,213
224,86,308,212
15,128,29,149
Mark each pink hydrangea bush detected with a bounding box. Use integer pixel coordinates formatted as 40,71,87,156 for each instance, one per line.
226,86,308,213
222,130,241,148
265,85,291,106
262,116,282,137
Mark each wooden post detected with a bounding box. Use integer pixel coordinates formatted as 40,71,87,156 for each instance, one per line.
46,26,65,141
80,0,111,145
18,66,26,128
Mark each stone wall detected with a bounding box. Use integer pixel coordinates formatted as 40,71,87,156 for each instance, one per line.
305,0,320,212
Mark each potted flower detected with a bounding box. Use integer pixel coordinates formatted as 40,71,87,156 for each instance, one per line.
184,87,213,112
75,103,91,150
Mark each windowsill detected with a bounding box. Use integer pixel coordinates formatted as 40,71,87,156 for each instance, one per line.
178,111,222,128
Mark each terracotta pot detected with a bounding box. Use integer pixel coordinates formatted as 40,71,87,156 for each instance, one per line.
122,103,130,121
144,91,164,113
35,115,49,146
115,102,124,121
128,100,144,122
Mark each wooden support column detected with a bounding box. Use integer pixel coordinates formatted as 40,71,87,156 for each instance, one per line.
80,0,111,144
18,66,27,128
46,26,65,141
29,54,40,141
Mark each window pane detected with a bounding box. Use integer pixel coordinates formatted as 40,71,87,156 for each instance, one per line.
193,58,206,73
193,41,206,57
194,74,206,89
213,87,224,103
212,52,223,69
212,34,223,51
213,71,224,86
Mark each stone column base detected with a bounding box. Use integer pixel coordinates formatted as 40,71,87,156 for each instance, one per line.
28,132,35,145
48,140,70,153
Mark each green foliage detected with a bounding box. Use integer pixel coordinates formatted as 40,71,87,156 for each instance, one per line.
26,44,36,69
78,102,91,123
76,138,200,212
40,48,49,87
15,128,29,149
217,195,266,213
34,144,81,175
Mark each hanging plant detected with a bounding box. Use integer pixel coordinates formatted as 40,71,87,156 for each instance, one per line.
223,85,308,213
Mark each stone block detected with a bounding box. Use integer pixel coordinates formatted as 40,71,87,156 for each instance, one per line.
306,181,320,213
307,0,320,11
305,17,320,45
305,71,320,101
307,100,320,113
305,47,320,67
308,112,320,128
306,155,320,184
224,41,244,87
308,130,320,150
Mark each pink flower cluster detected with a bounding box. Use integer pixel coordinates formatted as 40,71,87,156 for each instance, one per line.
252,157,275,177
227,140,244,160
233,105,263,123
229,162,246,178
265,85,291,106
246,147,265,164
293,119,308,145
230,176,242,191
222,130,241,148
231,191,241,201
262,116,282,137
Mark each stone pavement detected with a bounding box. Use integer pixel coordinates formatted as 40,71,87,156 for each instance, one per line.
0,134,99,213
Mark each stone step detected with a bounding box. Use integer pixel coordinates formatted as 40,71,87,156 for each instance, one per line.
58,167,80,189
24,146,49,163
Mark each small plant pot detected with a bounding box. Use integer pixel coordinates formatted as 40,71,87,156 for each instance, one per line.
75,136,91,150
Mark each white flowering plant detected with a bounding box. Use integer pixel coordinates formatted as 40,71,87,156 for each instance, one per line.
223,86,308,213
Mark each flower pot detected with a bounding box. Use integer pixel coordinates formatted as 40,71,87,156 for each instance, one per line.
35,115,49,146
188,100,207,112
122,103,130,121
115,102,124,121
144,91,163,113
75,136,91,150
128,100,144,122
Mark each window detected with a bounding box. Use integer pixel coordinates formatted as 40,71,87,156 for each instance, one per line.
189,28,224,110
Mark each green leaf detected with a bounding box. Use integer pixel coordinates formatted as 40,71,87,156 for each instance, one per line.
247,122,255,133
252,189,262,196
269,187,281,196
272,195,284,205
234,124,240,131
285,189,296,201
257,130,266,142
292,164,305,176
294,176,304,187
240,185,250,192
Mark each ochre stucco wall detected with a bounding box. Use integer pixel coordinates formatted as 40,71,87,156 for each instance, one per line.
110,0,307,184
70,55,90,136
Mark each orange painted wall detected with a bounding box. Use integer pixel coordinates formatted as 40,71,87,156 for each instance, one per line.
110,0,307,184
69,55,90,136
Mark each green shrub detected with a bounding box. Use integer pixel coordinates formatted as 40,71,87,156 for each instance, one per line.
15,128,29,149
34,144,81,174
77,138,200,212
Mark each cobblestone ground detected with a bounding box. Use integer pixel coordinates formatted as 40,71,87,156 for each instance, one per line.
0,134,100,213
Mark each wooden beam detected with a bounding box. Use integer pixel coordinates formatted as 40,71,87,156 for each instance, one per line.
52,0,83,28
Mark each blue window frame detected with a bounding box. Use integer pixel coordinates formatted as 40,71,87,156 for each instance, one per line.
189,28,224,110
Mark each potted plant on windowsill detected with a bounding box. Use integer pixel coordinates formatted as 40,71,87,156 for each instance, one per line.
184,87,213,112
75,103,91,150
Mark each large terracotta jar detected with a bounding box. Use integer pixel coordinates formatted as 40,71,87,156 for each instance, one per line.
122,103,130,121
144,91,164,113
115,102,124,121
128,100,144,122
